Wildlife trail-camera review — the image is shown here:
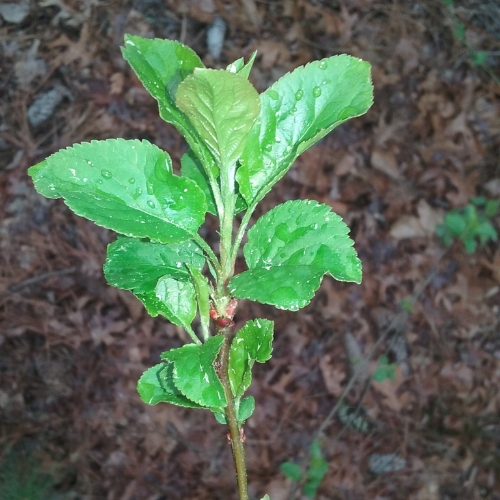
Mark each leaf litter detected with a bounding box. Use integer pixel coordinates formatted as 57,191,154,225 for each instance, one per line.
1,1,499,499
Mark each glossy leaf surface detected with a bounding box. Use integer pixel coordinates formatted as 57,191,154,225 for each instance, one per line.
237,55,373,204
176,69,260,170
181,150,247,215
137,363,203,408
104,236,204,291
229,319,274,397
121,35,218,177
143,277,197,333
161,336,226,409
28,139,206,244
229,200,361,310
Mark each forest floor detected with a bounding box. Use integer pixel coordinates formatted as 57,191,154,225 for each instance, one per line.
1,1,500,499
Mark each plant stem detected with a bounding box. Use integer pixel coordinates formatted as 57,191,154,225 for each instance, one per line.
230,201,258,274
193,234,222,277
218,325,248,500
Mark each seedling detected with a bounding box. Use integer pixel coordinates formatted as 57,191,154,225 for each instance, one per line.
373,354,397,382
442,0,500,84
280,440,329,499
436,197,498,253
28,35,373,499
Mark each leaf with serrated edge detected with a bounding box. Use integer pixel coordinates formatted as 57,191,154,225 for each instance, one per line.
137,363,203,408
149,277,197,332
176,69,260,172
229,200,361,310
229,319,273,398
161,336,226,409
181,150,247,215
28,139,206,244
237,55,373,204
104,236,204,292
121,35,218,178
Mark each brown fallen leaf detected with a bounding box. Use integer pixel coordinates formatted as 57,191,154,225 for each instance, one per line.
389,215,426,239
371,147,400,180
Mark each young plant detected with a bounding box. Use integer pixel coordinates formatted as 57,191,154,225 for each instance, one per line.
280,440,329,499
436,196,498,253
28,35,373,500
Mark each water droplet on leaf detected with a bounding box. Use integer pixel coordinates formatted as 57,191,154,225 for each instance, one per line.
97,179,103,184
147,200,155,209
146,183,154,195
319,60,327,70
264,144,272,152
128,178,136,184
295,89,304,101
313,86,321,97
136,187,143,196
268,89,279,100
101,170,112,179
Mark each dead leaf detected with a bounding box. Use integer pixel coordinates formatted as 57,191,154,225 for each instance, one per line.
395,38,419,74
416,199,443,235
319,355,345,397
371,147,400,180
390,215,426,239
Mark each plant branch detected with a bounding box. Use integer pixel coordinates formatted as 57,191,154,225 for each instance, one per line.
218,325,248,500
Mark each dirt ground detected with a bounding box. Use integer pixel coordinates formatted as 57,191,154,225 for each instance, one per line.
1,1,499,499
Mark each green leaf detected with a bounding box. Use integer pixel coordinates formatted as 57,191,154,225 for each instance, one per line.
188,266,211,340
454,22,466,43
137,363,203,408
280,462,302,482
229,319,273,398
303,441,328,498
147,277,197,333
444,211,467,236
229,200,361,310
463,236,477,253
28,139,206,244
476,220,497,244
213,395,255,425
470,51,488,67
176,69,261,171
181,149,247,215
122,35,204,113
227,51,258,79
238,396,255,423
471,196,487,206
161,335,226,409
260,496,271,500
373,355,396,382
213,411,227,425
104,236,205,292
237,55,373,205
121,35,218,178
484,199,499,217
